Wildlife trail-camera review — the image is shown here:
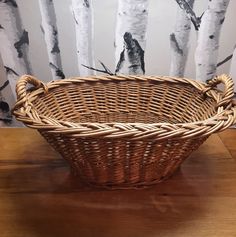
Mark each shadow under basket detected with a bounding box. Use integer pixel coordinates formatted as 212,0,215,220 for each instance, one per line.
13,74,236,188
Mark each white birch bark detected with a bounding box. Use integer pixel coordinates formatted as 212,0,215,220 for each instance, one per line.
170,0,195,77
115,0,149,75
195,0,230,82
0,0,31,98
0,78,11,127
71,0,95,76
0,55,21,127
38,0,65,79
0,84,20,127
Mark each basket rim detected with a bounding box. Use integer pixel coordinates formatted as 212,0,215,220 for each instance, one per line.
13,74,236,140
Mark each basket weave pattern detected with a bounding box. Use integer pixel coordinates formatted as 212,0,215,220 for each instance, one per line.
14,75,236,188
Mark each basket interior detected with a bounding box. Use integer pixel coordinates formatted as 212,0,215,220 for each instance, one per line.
33,80,217,124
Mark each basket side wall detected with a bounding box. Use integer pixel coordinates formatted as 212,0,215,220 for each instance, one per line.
39,130,208,186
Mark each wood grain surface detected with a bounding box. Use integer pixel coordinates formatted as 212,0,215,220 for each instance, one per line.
0,128,236,237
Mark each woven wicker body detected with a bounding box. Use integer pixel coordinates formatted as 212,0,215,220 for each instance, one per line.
14,75,236,188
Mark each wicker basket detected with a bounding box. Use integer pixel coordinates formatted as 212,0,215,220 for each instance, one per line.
13,74,236,188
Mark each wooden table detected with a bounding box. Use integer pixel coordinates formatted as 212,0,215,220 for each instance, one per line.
1,128,236,237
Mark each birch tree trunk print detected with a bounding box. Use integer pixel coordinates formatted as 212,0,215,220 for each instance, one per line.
0,83,16,127
174,0,201,31
38,0,65,79
71,0,95,76
0,0,31,98
0,78,11,127
170,0,195,77
115,0,149,75
0,56,20,127
195,0,230,82
0,99,11,127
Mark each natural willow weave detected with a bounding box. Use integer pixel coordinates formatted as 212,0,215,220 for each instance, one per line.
14,74,236,188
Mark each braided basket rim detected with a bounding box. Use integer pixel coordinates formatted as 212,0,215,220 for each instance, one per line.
13,74,236,141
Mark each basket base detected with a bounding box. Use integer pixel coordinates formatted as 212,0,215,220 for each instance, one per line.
69,165,182,190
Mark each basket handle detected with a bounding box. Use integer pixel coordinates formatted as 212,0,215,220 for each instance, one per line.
15,75,47,101
205,74,235,107
14,74,48,111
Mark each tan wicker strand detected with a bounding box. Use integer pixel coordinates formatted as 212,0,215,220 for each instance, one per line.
13,74,236,188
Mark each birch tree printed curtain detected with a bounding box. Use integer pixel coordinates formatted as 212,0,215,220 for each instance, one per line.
115,0,148,75
0,0,31,126
0,0,235,127
195,0,230,81
169,0,195,77
71,0,95,76
38,0,65,79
